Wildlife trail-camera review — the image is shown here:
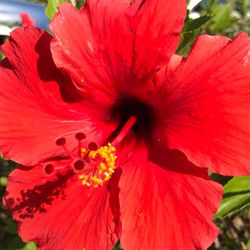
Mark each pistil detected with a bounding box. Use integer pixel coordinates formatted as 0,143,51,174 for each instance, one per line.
45,116,137,188
112,116,137,146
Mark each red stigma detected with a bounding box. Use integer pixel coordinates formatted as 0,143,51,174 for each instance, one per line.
73,160,85,171
56,137,66,146
44,164,55,175
75,133,86,140
88,142,98,151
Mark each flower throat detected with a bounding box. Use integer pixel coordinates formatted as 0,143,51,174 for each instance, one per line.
111,95,155,138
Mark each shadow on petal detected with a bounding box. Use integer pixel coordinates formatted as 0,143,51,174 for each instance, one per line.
4,168,73,219
149,142,209,178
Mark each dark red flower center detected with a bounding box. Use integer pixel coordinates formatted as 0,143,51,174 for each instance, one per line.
111,95,155,138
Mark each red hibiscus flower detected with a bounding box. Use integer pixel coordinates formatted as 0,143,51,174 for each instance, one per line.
1,0,250,249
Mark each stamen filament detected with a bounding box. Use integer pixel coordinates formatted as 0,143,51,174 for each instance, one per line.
112,116,137,147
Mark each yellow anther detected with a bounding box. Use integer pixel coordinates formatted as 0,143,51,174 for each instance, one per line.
80,147,87,158
99,162,107,170
79,143,117,188
78,174,87,180
103,172,110,180
82,180,91,186
81,148,87,153
103,171,109,176
108,167,114,172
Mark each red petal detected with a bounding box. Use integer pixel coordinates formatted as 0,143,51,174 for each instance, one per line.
20,13,34,27
50,3,117,107
153,54,183,87
119,145,222,250
0,27,113,165
158,33,250,175
50,1,185,90
128,0,185,78
3,165,119,250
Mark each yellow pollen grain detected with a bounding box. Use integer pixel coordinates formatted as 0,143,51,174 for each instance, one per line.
80,147,87,158
79,174,87,180
79,143,117,188
99,162,107,170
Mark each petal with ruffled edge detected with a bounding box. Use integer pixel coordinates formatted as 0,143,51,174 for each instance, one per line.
3,164,120,250
119,144,222,250
156,33,250,175
49,0,185,91
0,27,114,166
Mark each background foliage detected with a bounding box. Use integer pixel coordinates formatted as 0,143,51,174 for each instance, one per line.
0,0,250,249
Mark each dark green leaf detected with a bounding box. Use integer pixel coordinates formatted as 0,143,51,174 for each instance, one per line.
184,15,212,32
76,0,86,9
210,173,232,186
2,237,25,250
113,241,123,250
177,14,211,55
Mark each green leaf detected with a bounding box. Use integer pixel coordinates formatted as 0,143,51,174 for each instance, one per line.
177,14,211,55
20,242,37,250
2,237,25,250
247,238,250,250
1,215,18,234
76,0,86,9
45,0,69,20
210,173,232,186
183,15,212,32
0,176,8,186
209,4,232,33
113,241,123,250
215,176,250,218
0,52,5,61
